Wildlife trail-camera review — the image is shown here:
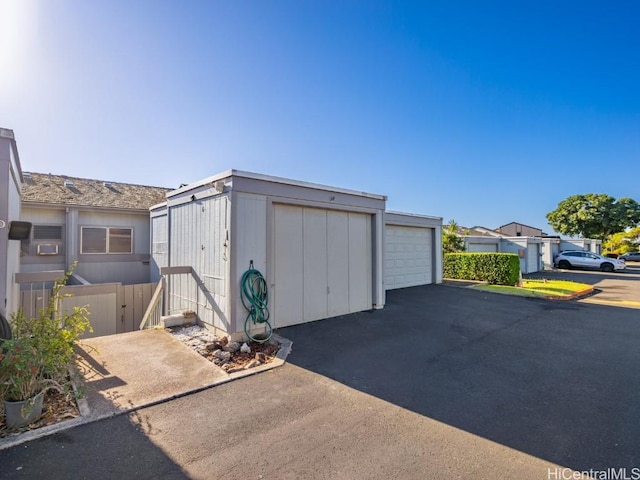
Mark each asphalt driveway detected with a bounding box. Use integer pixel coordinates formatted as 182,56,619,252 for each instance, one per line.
526,263,640,307
1,285,638,478
282,285,640,473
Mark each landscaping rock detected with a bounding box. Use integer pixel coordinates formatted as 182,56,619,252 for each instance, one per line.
213,350,232,362
255,352,267,363
244,360,260,369
223,342,241,353
206,343,221,351
240,342,251,354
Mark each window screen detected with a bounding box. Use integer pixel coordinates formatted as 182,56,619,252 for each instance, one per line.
82,228,107,253
109,228,132,253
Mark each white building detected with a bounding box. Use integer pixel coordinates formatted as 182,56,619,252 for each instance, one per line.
0,128,25,321
151,170,442,339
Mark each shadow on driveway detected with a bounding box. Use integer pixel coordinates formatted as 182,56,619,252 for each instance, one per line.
0,414,190,479
280,284,640,471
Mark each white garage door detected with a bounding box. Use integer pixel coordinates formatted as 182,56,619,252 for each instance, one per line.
526,244,540,273
467,243,498,253
384,225,433,290
273,205,372,328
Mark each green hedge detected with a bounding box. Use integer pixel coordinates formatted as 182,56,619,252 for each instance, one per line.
444,253,520,286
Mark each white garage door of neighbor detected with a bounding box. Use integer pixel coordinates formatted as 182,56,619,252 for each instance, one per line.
273,205,372,328
526,244,540,273
467,243,498,253
385,225,433,290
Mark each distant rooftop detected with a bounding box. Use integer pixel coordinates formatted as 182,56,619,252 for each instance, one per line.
445,224,501,237
21,172,172,211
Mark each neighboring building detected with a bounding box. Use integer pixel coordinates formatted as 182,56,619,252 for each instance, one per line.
0,128,25,320
458,220,602,272
151,170,443,339
20,172,171,285
461,235,542,274
496,222,547,237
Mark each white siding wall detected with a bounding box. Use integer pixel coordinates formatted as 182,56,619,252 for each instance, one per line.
560,240,586,252
4,147,22,317
232,193,267,335
467,242,498,253
170,195,230,332
21,208,66,225
150,212,168,282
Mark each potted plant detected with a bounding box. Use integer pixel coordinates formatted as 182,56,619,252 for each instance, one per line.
0,335,54,427
0,267,91,428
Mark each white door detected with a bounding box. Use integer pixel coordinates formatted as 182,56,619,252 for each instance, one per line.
273,205,372,328
384,226,433,290
526,244,540,273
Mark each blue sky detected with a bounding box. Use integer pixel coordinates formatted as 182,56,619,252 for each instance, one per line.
1,1,638,232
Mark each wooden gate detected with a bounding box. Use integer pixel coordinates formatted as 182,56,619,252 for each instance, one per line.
20,282,158,338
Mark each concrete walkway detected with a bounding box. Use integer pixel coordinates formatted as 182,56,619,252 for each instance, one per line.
76,329,229,418
0,328,291,450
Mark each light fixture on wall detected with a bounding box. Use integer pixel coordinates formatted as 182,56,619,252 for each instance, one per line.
8,221,32,241
214,181,225,193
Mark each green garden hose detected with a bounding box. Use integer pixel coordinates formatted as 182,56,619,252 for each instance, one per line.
240,261,272,343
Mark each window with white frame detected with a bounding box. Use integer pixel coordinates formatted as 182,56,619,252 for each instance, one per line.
81,227,133,254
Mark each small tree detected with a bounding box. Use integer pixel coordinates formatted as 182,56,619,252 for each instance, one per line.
603,227,640,255
443,220,465,254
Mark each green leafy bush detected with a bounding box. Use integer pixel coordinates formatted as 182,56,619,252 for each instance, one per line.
444,253,520,286
0,266,91,402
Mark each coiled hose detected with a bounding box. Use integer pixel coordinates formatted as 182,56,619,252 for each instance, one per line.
240,261,272,343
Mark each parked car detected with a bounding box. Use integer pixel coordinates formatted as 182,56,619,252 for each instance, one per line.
554,251,626,272
618,252,640,262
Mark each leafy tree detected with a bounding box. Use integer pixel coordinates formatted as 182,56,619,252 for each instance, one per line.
443,220,465,253
546,194,640,240
603,226,640,254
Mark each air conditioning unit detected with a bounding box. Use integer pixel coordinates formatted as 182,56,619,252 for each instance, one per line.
36,244,59,256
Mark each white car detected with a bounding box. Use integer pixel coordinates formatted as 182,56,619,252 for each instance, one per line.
554,251,626,272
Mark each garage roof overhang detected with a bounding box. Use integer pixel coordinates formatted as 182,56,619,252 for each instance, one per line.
166,170,387,211
386,211,442,228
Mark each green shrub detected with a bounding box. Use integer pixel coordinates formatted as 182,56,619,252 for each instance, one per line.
0,265,91,402
444,253,520,286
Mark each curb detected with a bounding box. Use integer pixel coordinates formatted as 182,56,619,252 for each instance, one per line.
543,287,595,301
0,335,293,451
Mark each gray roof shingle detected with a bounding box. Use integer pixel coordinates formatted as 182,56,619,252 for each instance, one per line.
21,172,171,210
